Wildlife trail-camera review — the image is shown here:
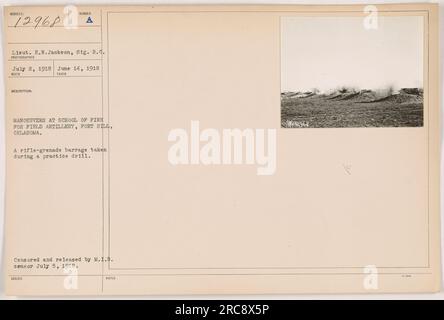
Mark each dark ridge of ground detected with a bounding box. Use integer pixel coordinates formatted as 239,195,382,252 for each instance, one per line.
368,93,423,104
281,88,423,128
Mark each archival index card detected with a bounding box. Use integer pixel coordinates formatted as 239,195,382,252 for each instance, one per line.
3,4,441,295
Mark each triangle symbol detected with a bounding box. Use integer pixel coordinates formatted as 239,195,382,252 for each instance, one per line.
86,17,93,24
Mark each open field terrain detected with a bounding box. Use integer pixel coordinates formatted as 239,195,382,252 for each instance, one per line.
281,88,423,128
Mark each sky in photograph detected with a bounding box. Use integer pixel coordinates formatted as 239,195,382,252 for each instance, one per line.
281,16,424,93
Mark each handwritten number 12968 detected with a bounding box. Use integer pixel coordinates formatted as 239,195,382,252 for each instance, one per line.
14,16,61,28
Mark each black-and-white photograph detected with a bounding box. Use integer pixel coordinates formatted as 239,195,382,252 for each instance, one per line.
281,16,424,128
